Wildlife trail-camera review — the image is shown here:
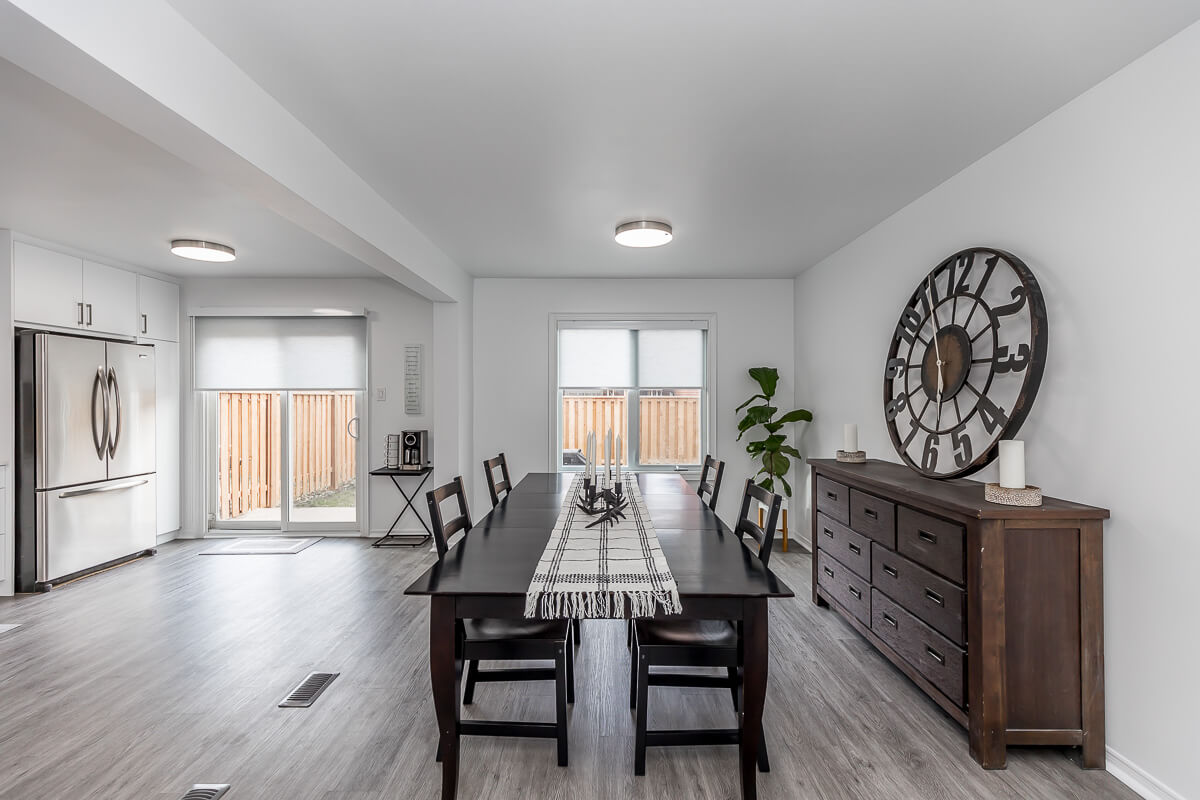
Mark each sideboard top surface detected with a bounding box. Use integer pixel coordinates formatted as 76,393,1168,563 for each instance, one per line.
808,459,1110,521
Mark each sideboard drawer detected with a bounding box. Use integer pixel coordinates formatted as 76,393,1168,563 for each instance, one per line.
872,544,965,646
897,507,965,583
850,488,896,548
872,589,966,708
817,549,871,626
816,512,871,581
815,476,850,525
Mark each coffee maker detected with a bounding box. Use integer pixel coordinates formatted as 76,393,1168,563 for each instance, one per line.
401,430,428,469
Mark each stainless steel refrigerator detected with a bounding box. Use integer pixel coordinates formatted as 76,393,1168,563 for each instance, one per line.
15,331,157,591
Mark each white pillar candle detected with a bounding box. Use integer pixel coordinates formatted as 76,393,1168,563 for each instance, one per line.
998,440,1026,489
843,424,859,453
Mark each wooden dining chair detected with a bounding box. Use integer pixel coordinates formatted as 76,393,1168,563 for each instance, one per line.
696,454,725,511
483,452,513,508
628,478,781,776
425,476,575,766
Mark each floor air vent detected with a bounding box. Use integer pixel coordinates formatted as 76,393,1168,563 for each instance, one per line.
180,786,230,800
279,671,339,708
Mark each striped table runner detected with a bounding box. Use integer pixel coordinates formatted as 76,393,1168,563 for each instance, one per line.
524,474,682,619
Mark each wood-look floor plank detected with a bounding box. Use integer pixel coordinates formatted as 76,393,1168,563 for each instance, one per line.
0,539,1137,800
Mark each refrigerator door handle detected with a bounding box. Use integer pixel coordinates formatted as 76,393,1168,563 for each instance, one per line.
91,366,109,461
58,478,149,499
106,367,122,458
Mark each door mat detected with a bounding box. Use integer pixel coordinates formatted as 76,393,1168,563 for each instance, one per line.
200,537,322,555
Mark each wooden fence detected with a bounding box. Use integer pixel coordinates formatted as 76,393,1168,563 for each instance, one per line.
217,391,356,520
561,393,700,466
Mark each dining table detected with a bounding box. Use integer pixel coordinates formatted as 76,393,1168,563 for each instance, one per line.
404,471,795,800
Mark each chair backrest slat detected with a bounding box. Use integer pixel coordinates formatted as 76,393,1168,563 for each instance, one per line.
696,454,725,511
426,476,472,558
484,452,513,508
734,478,783,567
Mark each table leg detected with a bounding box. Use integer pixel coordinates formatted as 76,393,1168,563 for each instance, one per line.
431,596,461,800
740,598,768,800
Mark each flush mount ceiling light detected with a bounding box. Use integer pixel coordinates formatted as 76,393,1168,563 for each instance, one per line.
615,220,673,248
170,239,236,262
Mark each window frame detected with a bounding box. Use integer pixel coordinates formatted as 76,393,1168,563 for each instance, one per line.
548,313,717,477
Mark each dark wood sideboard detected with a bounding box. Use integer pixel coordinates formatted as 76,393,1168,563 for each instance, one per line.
808,459,1109,769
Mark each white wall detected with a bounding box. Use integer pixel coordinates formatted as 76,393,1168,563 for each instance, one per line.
180,277,437,536
794,22,1200,800
473,279,797,525
0,232,13,596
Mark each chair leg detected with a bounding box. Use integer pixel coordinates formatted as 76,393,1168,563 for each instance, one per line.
435,736,442,763
634,650,650,776
757,722,771,773
727,666,739,711
565,638,575,704
572,618,582,646
462,659,479,705
555,643,569,767
629,638,639,709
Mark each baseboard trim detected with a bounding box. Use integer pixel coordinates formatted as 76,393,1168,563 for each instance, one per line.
156,530,179,546
1107,747,1187,800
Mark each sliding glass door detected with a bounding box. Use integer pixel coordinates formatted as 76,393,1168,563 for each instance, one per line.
287,391,360,529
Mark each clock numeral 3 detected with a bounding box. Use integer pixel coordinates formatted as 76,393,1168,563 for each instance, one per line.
885,392,908,422
993,343,1031,374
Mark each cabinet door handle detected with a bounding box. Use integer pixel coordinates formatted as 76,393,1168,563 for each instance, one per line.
918,530,938,544
881,613,897,628
882,564,898,578
848,542,861,556
925,588,945,607
141,313,148,334
85,303,93,326
77,302,84,325
847,585,862,600
822,566,835,578
925,646,946,665
823,527,834,539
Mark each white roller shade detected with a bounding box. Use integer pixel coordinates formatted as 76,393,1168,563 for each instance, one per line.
194,316,367,390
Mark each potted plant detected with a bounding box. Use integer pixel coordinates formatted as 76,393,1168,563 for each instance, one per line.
736,366,813,550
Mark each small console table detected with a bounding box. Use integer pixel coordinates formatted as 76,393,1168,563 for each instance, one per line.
369,466,434,547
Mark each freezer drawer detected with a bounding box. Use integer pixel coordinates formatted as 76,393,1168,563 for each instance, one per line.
36,475,156,583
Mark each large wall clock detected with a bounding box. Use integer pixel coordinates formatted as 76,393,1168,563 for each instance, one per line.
883,247,1047,479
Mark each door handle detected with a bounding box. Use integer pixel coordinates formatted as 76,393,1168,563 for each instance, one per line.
106,367,122,458
59,478,148,499
91,367,109,461
347,416,360,440
85,303,93,326
141,313,148,335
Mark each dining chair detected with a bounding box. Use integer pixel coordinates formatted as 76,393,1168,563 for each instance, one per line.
483,452,513,508
696,454,726,511
628,478,781,776
426,476,575,766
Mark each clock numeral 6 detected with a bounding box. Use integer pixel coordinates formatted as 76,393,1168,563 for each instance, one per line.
993,343,1030,374
951,426,973,468
884,357,906,379
976,394,1010,435
885,392,908,422
921,434,939,473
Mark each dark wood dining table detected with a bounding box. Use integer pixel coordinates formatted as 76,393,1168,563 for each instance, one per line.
404,472,795,800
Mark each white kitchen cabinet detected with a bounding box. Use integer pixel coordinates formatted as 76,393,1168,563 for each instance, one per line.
83,260,138,336
13,242,84,329
142,339,180,536
137,274,180,342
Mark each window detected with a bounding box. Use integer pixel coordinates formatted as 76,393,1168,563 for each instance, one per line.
553,318,711,473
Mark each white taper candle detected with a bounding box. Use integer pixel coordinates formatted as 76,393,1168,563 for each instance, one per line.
844,424,858,453
998,440,1026,489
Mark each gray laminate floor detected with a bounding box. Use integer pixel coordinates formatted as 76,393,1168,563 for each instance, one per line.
0,539,1136,800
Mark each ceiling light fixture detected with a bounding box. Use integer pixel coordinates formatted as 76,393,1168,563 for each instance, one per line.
170,239,236,262
615,220,673,248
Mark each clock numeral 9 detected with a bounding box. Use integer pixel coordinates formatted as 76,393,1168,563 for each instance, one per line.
885,392,908,422
976,395,1009,435
884,357,906,379
993,343,1030,374
921,434,939,473
951,426,973,468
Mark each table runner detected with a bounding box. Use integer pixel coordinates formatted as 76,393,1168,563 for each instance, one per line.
524,474,683,619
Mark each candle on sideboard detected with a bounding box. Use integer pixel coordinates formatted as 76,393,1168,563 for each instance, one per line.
844,424,858,453
998,440,1026,489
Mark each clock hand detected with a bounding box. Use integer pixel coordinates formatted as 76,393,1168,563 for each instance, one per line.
927,280,945,429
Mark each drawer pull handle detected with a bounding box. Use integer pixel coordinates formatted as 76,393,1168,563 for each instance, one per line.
848,543,861,555
823,527,834,538
882,613,897,628
823,566,835,578
925,646,946,665
848,585,862,600
925,589,945,607
882,564,898,578
825,491,838,501
918,530,938,544
864,508,879,520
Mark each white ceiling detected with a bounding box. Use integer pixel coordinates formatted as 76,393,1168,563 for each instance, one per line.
0,57,380,279
158,0,1200,278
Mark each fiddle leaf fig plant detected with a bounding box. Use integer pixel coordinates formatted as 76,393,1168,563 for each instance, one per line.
736,366,812,498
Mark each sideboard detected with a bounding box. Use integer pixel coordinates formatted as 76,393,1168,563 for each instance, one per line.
808,458,1109,769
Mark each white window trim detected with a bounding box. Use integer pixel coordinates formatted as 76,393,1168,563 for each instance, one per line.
547,312,717,478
